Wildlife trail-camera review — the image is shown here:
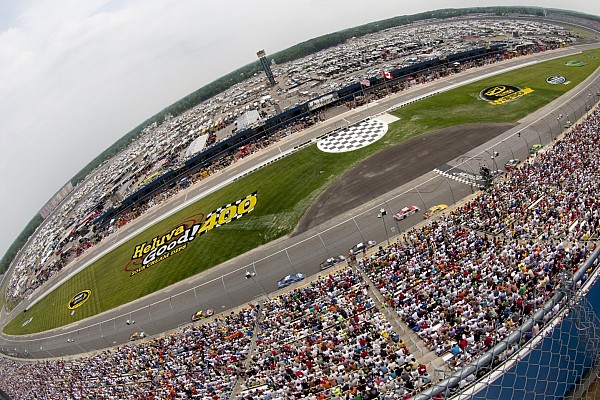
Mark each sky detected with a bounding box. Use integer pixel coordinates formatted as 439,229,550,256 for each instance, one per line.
1,0,599,258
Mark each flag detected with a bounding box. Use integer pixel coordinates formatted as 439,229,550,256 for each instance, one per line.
360,79,371,87
383,70,393,80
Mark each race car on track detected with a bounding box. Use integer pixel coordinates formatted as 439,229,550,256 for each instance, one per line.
349,241,377,256
320,255,346,271
529,144,543,154
423,204,447,219
277,273,305,289
129,331,147,341
394,205,420,221
504,159,520,171
191,309,214,322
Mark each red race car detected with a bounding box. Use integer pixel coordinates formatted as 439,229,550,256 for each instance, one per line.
394,205,420,221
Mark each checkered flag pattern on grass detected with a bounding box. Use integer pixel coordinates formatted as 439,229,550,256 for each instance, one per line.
205,192,257,229
317,119,387,153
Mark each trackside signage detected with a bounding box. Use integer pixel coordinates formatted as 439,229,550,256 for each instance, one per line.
68,290,91,310
480,85,533,105
565,60,587,67
128,192,257,277
546,75,567,85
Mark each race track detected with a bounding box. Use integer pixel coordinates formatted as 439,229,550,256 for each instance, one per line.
1,43,599,359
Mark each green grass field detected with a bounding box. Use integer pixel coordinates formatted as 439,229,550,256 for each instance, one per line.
5,49,600,334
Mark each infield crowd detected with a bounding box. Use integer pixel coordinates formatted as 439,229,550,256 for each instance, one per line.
1,107,599,399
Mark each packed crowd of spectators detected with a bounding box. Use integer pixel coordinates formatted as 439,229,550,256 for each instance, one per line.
237,269,431,399
361,229,590,370
2,42,599,400
0,307,257,399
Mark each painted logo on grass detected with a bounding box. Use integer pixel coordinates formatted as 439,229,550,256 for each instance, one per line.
565,60,587,67
68,290,91,310
128,192,257,277
480,85,533,105
123,211,204,274
546,76,567,85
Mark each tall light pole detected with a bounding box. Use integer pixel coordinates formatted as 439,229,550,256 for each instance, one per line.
378,208,390,246
485,150,499,173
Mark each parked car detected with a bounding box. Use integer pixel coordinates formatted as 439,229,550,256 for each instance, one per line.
349,240,377,256
529,144,543,154
423,204,447,219
394,205,420,221
504,159,520,171
320,255,346,270
277,273,305,288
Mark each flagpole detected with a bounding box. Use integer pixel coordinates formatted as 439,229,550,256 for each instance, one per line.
358,79,369,104
383,71,390,95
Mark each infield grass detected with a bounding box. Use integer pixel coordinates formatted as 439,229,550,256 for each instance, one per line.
5,49,600,334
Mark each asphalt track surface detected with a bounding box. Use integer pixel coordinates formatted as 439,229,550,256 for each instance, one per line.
1,43,600,359
297,122,515,232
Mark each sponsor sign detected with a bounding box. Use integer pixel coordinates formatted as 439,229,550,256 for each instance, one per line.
480,85,533,105
565,60,587,67
546,76,567,85
21,317,33,327
308,93,339,111
68,290,91,310
40,181,74,219
128,192,257,277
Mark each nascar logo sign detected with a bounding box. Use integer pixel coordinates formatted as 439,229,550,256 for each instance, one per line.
68,290,91,310
480,85,534,105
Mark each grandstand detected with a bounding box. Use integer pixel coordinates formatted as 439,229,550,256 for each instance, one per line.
1,10,600,400
1,106,599,399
